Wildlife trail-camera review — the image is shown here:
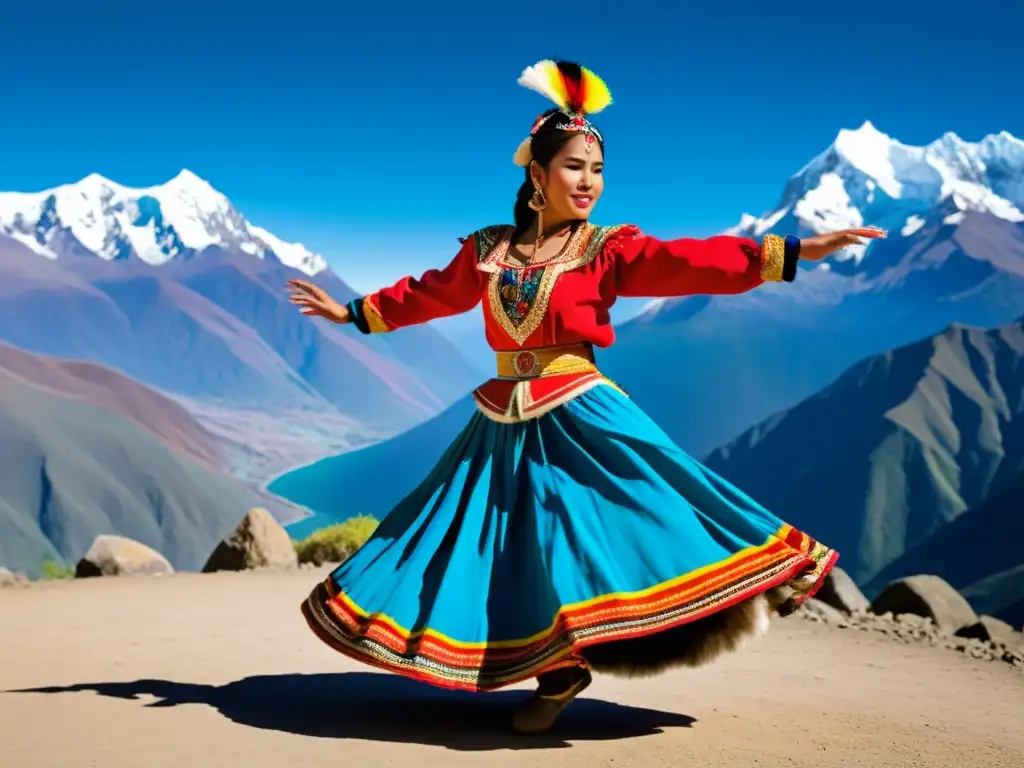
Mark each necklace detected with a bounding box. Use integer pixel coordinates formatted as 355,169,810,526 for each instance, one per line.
523,221,577,268
533,222,572,251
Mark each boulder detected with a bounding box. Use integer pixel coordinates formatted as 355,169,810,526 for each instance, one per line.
815,567,870,614
75,535,174,578
869,574,978,634
203,508,298,573
0,567,28,587
956,615,1024,652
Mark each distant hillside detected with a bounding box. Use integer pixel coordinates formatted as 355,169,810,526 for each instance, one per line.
0,341,224,467
864,470,1024,627
269,395,479,538
0,345,300,578
704,319,1024,585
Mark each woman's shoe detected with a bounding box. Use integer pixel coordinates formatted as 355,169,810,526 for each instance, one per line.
512,665,593,735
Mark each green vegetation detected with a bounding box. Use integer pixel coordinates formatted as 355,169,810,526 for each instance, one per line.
40,558,74,580
294,515,379,566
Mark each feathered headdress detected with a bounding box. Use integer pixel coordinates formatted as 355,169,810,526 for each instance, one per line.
512,60,613,167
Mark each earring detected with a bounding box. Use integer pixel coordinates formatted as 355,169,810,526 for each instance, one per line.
528,187,547,212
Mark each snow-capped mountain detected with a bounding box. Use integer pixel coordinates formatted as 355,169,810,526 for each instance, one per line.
0,170,328,275
603,121,1024,458
727,121,1024,265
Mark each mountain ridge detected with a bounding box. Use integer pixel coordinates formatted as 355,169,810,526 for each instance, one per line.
702,317,1024,589
863,470,1024,628
604,210,1024,457
0,169,329,275
0,216,480,476
727,121,1024,261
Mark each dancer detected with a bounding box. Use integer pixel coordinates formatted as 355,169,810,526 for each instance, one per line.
287,59,885,735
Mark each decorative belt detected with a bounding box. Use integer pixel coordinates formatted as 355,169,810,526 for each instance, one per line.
495,343,597,379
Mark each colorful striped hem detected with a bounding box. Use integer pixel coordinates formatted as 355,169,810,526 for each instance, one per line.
301,523,837,692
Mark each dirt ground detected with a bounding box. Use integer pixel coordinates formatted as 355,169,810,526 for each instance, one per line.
1,566,1021,768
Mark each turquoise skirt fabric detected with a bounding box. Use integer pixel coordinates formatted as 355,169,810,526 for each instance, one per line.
301,384,836,691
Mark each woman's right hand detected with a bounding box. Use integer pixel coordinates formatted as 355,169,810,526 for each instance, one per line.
286,279,352,324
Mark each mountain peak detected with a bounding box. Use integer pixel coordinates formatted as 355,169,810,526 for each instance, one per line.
832,121,903,199
78,171,111,185
162,168,216,193
169,168,204,183
72,172,123,195
836,120,892,142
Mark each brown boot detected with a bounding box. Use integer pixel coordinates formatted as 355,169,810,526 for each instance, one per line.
512,664,592,735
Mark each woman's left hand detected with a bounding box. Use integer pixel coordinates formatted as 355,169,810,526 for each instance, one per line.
798,227,887,261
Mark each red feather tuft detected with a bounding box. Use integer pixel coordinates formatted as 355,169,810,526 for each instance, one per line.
556,61,586,113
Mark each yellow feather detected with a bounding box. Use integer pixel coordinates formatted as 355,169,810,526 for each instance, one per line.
580,67,613,114
545,63,570,108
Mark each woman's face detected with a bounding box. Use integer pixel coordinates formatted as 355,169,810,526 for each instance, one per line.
533,133,604,223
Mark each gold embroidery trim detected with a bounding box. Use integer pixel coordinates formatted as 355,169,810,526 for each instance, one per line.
484,223,632,347
760,234,785,282
475,227,513,274
362,294,391,333
485,225,589,345
473,225,507,263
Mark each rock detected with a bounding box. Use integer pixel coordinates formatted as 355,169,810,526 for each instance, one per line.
800,598,849,626
0,567,28,587
203,508,297,573
869,575,978,634
796,587,1024,672
956,615,1024,652
815,567,870,614
75,535,174,578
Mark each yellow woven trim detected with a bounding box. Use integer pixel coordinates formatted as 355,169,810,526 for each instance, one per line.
760,234,785,282
362,294,391,333
323,526,795,651
600,375,627,396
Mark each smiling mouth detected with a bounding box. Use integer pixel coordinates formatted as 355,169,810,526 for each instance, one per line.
571,195,593,207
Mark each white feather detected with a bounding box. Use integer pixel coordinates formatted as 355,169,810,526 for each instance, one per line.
512,137,533,167
516,61,567,109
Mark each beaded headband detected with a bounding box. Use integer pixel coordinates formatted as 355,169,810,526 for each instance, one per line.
512,60,613,167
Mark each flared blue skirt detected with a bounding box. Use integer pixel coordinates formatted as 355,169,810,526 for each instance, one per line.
302,384,836,691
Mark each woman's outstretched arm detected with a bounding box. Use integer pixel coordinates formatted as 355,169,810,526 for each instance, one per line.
287,235,487,332
606,225,885,298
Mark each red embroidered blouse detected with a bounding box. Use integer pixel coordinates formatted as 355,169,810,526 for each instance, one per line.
350,223,782,422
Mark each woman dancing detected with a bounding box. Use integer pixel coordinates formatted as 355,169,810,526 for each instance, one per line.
287,59,885,735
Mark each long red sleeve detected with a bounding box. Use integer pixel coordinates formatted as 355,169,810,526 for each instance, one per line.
356,238,487,333
607,226,770,298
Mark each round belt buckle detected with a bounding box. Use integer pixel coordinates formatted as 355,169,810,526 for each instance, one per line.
511,351,539,377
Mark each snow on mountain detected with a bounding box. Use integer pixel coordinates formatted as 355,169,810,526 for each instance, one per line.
0,170,328,275
728,121,1024,264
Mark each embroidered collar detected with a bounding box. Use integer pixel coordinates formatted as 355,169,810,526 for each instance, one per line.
478,223,630,345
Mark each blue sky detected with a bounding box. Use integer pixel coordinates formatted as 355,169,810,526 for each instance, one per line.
2,0,1022,292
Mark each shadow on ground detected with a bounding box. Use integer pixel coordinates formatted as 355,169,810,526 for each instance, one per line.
12,672,695,750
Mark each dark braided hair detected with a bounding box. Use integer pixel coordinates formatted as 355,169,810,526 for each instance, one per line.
511,107,605,241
